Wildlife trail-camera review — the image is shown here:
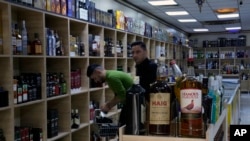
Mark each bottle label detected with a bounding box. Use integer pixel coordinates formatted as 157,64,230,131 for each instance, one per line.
149,93,170,124
35,45,42,54
180,89,202,116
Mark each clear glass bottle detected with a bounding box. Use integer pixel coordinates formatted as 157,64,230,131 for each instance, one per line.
148,57,173,135
21,20,28,55
170,60,185,102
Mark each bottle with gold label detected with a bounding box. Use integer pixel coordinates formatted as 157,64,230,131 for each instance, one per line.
148,57,173,135
179,76,204,137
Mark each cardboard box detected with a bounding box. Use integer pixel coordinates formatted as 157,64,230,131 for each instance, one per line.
46,0,52,11
34,0,45,9
60,0,67,15
55,0,61,14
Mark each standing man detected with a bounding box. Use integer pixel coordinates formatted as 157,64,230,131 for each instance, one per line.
131,41,157,102
87,64,133,126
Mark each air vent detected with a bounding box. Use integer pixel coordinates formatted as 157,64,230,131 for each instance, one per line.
201,19,240,25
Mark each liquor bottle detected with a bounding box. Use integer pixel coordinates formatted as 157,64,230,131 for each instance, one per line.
15,24,22,55
51,30,56,56
71,109,74,128
149,57,173,135
21,21,27,55
170,60,184,102
72,109,80,128
55,31,62,56
32,33,42,55
12,24,17,55
179,76,203,137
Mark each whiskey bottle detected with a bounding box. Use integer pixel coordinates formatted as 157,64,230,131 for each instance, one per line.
32,33,42,55
149,57,173,135
179,76,203,137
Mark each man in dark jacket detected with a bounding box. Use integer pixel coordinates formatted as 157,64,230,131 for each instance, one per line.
131,41,157,102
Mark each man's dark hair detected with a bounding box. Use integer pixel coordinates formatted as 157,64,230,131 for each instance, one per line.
131,41,147,51
87,64,101,77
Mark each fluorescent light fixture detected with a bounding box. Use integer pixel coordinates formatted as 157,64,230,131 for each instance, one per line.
217,13,239,19
166,11,189,16
193,28,209,32
178,19,197,22
225,27,241,30
148,0,177,6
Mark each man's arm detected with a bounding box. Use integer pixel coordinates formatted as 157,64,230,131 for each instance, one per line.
100,96,121,112
149,62,157,83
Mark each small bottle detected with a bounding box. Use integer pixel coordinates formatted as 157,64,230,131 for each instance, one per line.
72,109,80,129
32,33,42,55
149,57,173,135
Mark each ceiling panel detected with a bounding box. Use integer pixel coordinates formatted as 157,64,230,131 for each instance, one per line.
122,0,250,33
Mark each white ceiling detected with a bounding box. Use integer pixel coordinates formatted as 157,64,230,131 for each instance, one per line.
122,0,250,34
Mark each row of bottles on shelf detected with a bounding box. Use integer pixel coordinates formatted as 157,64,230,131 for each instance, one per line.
46,28,64,56
202,35,247,48
15,126,42,141
70,35,85,57
7,0,182,43
127,58,225,138
13,73,42,104
193,50,249,59
0,87,8,108
12,21,42,55
46,72,67,97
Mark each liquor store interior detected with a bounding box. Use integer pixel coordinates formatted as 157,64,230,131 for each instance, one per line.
0,0,249,141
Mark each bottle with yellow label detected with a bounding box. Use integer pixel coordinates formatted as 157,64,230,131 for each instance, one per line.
148,57,173,135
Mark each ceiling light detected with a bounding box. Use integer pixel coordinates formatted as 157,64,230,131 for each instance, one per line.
178,19,197,22
225,27,241,30
148,0,177,6
193,28,209,32
214,8,238,14
166,11,189,16
217,13,239,19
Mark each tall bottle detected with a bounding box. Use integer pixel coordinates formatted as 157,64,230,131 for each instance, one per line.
21,20,28,55
170,60,184,102
149,57,173,135
15,24,22,55
179,75,203,137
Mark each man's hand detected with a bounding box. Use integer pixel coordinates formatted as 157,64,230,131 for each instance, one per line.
100,103,111,113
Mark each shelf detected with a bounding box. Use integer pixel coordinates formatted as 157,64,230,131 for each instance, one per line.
47,132,70,141
0,1,190,140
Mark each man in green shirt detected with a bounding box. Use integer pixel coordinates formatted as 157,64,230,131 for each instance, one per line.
87,64,133,125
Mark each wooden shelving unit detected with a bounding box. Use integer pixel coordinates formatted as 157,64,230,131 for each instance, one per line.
0,1,190,140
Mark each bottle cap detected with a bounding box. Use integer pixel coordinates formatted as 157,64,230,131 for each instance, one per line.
170,60,176,65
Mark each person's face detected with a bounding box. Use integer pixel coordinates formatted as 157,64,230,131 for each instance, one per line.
132,45,147,64
90,69,105,83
